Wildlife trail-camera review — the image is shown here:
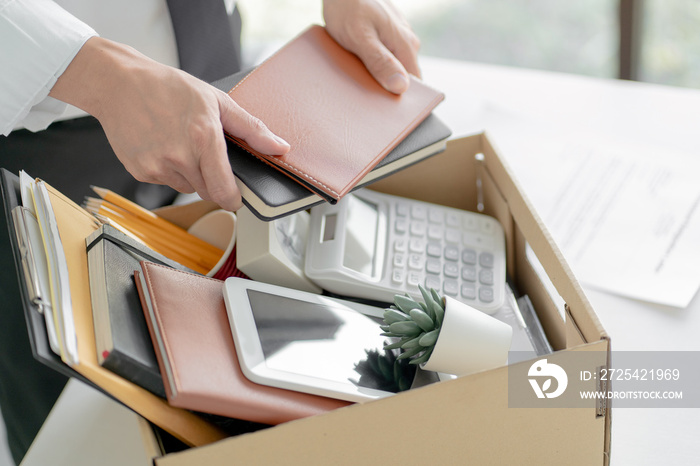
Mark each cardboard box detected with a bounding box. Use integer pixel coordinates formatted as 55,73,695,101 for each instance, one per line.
150,133,611,465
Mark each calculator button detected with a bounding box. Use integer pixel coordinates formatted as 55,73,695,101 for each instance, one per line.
463,216,477,230
408,254,424,270
396,203,409,217
461,283,477,300
410,222,426,237
444,245,459,261
427,225,442,240
407,271,422,287
479,286,495,303
471,234,487,247
426,259,441,275
393,238,407,252
426,243,442,258
481,219,495,234
393,254,406,268
392,269,405,284
445,229,461,244
464,233,488,248
462,249,477,265
425,276,441,291
409,238,425,253
443,262,459,278
443,279,459,296
395,218,408,234
479,269,494,286
446,212,461,227
462,232,476,246
461,265,477,282
428,208,444,224
411,205,427,220
479,252,494,268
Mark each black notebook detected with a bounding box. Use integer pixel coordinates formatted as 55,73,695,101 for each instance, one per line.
212,70,452,221
85,224,192,398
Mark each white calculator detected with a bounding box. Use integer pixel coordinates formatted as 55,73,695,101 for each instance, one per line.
304,189,506,314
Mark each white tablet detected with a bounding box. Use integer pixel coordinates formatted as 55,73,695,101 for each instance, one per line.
223,278,415,402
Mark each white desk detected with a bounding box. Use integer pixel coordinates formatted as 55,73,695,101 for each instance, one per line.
20,379,157,466
20,57,700,466
422,56,700,465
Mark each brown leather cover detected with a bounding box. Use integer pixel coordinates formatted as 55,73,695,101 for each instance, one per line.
135,262,350,425
227,25,444,202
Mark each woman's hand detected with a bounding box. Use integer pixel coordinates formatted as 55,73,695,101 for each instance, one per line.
50,37,290,211
323,0,421,94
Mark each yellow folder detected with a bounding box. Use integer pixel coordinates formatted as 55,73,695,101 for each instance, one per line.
43,183,227,447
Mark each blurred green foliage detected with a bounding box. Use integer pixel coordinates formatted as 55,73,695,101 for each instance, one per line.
642,0,700,88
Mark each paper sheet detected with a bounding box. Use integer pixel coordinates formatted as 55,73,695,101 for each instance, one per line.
481,106,700,308
32,180,79,365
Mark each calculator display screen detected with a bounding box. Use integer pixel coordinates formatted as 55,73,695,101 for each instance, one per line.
342,196,379,277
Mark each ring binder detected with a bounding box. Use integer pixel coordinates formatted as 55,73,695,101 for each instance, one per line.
12,206,48,310
11,206,60,354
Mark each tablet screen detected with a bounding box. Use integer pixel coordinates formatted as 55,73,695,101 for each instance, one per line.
246,290,415,393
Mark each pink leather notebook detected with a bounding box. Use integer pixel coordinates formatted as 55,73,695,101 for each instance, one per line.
227,25,445,203
134,262,350,425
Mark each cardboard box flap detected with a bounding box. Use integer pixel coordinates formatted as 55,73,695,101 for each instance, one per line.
156,341,609,466
368,135,480,210
480,133,608,345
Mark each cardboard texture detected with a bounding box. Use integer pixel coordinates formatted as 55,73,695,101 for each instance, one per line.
157,345,609,466
150,134,611,466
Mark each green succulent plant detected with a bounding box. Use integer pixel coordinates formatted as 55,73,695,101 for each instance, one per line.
380,285,445,366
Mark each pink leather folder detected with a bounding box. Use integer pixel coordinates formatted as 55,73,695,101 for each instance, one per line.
135,261,350,425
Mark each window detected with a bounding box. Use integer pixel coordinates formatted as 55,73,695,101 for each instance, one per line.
640,0,700,88
238,0,699,89
402,0,617,79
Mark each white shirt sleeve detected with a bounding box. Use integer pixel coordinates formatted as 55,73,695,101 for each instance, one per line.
0,0,97,135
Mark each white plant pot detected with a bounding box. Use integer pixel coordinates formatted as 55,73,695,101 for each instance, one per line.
421,296,513,376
